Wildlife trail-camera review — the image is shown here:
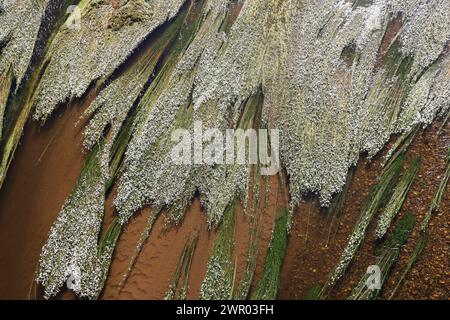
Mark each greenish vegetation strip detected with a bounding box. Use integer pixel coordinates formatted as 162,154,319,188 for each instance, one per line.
179,234,198,300
165,238,190,300
326,167,355,247
234,177,263,300
234,214,261,299
320,155,405,298
349,212,415,300
420,149,449,231
305,284,323,300
376,157,421,239
251,208,290,300
438,111,449,135
200,201,236,300
165,232,199,300
95,216,123,300
390,148,450,299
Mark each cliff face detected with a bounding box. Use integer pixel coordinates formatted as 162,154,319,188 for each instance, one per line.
0,0,448,299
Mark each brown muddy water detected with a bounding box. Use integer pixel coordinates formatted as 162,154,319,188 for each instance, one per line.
0,97,447,299
0,101,88,299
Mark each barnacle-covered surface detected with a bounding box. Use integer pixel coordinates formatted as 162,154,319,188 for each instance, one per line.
40,0,450,298
36,147,107,299
81,5,192,178
0,0,48,85
114,0,250,226
114,0,450,224
32,0,185,122
0,0,449,300
0,66,13,140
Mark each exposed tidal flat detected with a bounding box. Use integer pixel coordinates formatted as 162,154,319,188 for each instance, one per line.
0,0,448,300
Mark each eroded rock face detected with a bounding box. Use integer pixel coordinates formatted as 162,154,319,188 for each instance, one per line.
2,0,447,298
